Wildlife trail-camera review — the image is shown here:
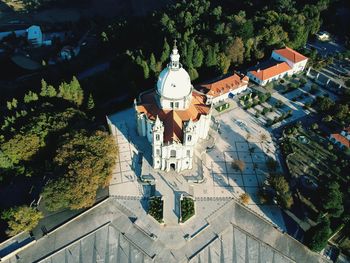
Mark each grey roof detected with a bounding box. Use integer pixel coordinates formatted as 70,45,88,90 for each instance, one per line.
2,198,329,263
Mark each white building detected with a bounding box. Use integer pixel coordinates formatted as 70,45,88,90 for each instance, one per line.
27,25,43,46
248,47,308,86
134,42,212,172
316,31,330,41
271,47,308,73
197,72,249,104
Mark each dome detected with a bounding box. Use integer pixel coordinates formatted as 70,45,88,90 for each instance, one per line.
156,42,192,100
157,67,192,99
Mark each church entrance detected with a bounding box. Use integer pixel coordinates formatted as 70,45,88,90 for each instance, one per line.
170,163,176,171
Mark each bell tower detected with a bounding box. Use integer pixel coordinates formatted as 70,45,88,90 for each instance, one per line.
152,116,164,169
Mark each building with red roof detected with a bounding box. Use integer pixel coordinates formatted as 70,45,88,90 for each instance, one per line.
196,72,249,104
248,47,308,86
329,127,350,149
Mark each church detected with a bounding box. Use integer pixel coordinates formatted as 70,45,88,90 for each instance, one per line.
134,42,212,172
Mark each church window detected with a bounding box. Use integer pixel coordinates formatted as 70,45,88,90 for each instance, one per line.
170,102,174,108
170,150,176,157
156,134,160,141
188,135,192,142
175,102,179,108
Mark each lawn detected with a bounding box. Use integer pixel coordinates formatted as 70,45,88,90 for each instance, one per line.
148,197,163,223
180,197,195,223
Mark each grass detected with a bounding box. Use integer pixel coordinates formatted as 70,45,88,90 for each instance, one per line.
148,196,163,223
181,197,195,223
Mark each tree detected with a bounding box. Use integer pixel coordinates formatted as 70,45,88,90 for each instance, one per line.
305,218,332,252
149,53,157,73
42,130,117,211
225,37,245,65
192,47,204,68
316,96,334,112
321,182,344,217
232,159,245,172
240,193,250,204
188,67,199,81
160,38,170,63
1,206,43,236
0,133,41,169
24,91,39,103
266,158,278,172
141,60,150,79
40,79,48,97
58,77,84,106
87,93,95,110
269,174,293,209
217,53,231,74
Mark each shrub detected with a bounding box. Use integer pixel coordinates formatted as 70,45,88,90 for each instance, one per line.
240,193,250,204
232,160,245,172
148,197,163,222
181,197,195,222
305,218,332,252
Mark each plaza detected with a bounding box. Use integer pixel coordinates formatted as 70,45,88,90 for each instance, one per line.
107,103,285,230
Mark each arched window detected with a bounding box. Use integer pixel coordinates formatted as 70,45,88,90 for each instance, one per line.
156,134,160,141
187,135,192,142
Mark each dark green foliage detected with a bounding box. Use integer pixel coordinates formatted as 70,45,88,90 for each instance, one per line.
305,218,332,252
268,174,293,209
321,182,344,217
148,197,163,222
87,94,95,111
181,197,195,222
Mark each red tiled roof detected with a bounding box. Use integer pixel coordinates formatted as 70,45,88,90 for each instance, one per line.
136,91,211,143
331,133,350,148
249,62,291,81
197,73,249,98
274,47,308,63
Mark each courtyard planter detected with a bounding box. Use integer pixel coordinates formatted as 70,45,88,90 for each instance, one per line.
148,196,164,223
180,195,195,223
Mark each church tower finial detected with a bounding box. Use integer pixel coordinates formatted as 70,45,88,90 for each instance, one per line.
169,39,180,70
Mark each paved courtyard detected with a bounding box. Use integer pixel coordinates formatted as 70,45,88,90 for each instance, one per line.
108,106,286,231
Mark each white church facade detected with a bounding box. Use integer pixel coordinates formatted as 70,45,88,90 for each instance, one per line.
134,42,212,172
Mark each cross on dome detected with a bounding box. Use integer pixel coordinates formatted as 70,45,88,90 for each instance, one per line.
170,39,180,70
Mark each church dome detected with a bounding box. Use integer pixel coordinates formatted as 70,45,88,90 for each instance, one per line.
156,43,192,100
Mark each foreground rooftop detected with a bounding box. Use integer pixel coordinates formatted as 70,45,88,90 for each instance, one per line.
2,197,328,263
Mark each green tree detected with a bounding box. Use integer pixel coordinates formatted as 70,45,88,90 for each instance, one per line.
193,47,204,68
24,91,39,103
42,130,117,211
225,37,245,65
149,53,157,73
160,38,170,63
305,218,332,252
269,174,293,209
58,77,84,106
217,53,231,74
40,79,48,97
0,133,41,169
321,182,344,217
1,206,43,236
188,67,199,81
141,60,150,79
87,93,95,110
